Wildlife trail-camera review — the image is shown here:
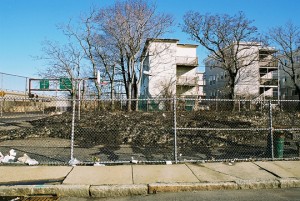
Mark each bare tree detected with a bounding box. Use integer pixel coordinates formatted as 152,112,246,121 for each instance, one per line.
38,40,84,97
94,0,173,111
268,22,300,100
59,9,103,99
93,34,119,109
182,11,259,99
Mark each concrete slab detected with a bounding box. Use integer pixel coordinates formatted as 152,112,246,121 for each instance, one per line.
63,166,133,185
132,164,199,184
255,161,300,178
0,166,72,184
202,162,276,180
186,163,238,182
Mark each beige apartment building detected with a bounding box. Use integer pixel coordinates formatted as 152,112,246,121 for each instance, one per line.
204,43,279,100
140,38,201,99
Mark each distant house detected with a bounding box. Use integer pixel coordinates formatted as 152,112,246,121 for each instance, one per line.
140,38,199,99
204,42,279,100
196,72,206,99
279,50,300,100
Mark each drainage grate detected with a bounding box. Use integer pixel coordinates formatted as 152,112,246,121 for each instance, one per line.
23,195,59,201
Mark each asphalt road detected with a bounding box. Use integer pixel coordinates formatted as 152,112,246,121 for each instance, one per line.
59,188,300,201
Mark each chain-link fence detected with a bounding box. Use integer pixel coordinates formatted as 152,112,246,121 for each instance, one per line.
0,72,29,95
0,96,299,165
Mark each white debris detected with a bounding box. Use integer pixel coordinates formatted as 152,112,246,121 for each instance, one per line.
166,161,172,165
2,155,15,163
131,157,138,164
26,158,39,166
94,162,105,166
18,154,39,165
69,158,81,166
9,149,17,157
0,152,3,162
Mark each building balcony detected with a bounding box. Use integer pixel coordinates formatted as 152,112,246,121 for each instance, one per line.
176,56,198,67
259,60,278,68
260,78,278,86
176,76,198,86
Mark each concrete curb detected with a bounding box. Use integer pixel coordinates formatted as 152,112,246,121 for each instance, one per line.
148,182,239,193
235,179,280,190
90,184,148,198
0,179,299,198
278,178,300,188
0,185,90,197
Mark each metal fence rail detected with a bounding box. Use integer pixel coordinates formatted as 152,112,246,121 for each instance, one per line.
0,96,299,165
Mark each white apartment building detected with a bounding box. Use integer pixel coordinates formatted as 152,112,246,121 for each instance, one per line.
204,43,279,100
140,38,199,98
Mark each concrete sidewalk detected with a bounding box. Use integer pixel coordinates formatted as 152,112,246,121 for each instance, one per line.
0,161,300,198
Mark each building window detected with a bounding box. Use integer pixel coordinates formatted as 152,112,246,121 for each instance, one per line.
209,75,213,85
292,89,299,96
221,72,224,79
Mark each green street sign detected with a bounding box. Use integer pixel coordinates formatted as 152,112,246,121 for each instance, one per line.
40,79,49,89
60,78,72,90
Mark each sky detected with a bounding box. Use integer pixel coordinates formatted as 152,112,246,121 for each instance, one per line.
1,0,300,90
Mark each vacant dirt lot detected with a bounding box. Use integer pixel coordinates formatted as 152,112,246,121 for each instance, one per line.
0,109,299,163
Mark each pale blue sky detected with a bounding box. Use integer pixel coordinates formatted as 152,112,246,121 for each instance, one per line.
1,0,300,79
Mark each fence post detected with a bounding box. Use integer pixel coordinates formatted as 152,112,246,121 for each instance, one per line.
0,97,3,117
42,99,45,115
70,96,76,164
268,100,274,160
173,96,178,163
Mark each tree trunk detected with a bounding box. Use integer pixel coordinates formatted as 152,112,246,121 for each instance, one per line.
133,74,139,111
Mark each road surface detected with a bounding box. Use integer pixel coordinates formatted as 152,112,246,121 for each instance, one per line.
60,188,300,201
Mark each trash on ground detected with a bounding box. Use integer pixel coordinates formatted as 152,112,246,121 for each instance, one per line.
94,162,105,166
131,157,138,164
166,161,172,165
0,149,39,165
9,149,17,157
0,152,4,161
69,158,81,166
18,154,39,165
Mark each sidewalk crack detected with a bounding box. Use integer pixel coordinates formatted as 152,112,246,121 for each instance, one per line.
131,165,135,184
62,166,75,183
253,162,281,178
185,163,201,182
